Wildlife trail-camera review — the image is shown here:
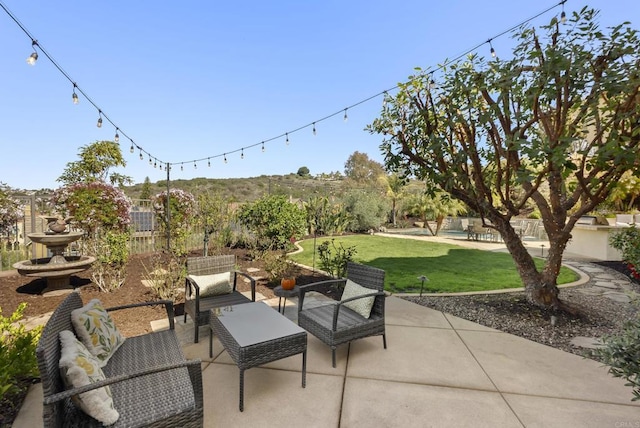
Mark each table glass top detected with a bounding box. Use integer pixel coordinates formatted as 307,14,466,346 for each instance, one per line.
212,302,305,347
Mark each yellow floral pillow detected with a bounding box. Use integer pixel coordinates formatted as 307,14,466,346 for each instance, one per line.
59,330,119,425
71,299,125,367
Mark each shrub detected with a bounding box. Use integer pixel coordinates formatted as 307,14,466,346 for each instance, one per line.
142,252,186,300
88,230,130,292
0,304,42,418
610,226,640,279
237,195,306,251
594,317,640,401
317,239,357,278
341,190,390,232
262,252,300,285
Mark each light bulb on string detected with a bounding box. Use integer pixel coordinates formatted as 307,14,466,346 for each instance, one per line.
149,156,152,166
139,150,143,161
488,40,496,58
181,164,184,171
261,141,265,152
285,133,290,145
343,109,348,122
114,129,120,143
224,154,228,164
130,142,134,153
194,161,197,169
72,84,79,104
560,7,566,23
96,111,103,128
154,160,157,168
241,149,244,159
312,122,317,135
207,158,211,167
26,40,38,65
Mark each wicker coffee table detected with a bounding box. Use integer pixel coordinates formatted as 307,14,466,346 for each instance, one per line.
209,302,307,411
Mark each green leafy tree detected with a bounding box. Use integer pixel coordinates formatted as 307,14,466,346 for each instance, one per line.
238,194,306,251
58,140,132,187
607,171,640,212
341,190,390,232
297,166,310,177
140,177,152,200
304,195,352,236
369,9,640,308
378,173,409,226
405,189,467,236
344,151,385,185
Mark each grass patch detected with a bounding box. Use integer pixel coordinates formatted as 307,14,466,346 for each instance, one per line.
291,235,578,293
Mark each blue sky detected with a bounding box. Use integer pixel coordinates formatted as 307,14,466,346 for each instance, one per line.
1,1,636,190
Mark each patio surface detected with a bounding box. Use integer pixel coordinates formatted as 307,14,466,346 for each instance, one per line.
14,292,640,427
13,234,640,427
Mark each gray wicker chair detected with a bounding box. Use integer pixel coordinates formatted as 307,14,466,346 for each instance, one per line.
184,254,256,343
297,262,386,367
36,292,203,427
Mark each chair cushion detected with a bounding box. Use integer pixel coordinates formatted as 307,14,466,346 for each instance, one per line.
189,272,232,297
340,279,375,318
58,330,120,425
71,299,125,367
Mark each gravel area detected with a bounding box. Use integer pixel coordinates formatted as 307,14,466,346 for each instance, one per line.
403,262,640,362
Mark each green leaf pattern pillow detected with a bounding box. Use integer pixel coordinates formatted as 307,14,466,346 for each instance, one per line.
340,279,376,318
59,329,119,425
71,299,125,367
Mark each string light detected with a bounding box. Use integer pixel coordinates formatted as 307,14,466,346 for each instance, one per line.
154,160,157,168
488,39,496,58
207,158,211,167
26,40,38,65
149,155,152,165
181,164,184,171
72,83,79,104
194,160,197,169
114,129,120,143
3,0,568,177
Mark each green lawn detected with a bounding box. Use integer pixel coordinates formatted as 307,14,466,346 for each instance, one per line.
291,235,578,293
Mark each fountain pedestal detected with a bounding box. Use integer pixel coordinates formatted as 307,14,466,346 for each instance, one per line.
13,229,95,294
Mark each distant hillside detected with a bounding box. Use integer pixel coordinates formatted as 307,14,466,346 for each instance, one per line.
124,174,348,202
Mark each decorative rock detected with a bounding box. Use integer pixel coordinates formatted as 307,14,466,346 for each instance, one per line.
602,292,632,303
593,274,617,280
570,336,605,349
593,281,619,289
580,267,605,273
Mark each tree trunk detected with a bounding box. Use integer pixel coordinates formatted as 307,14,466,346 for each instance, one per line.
492,218,562,309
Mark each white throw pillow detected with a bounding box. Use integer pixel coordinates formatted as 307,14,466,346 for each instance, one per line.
59,330,119,425
340,279,376,318
189,272,232,297
71,299,125,367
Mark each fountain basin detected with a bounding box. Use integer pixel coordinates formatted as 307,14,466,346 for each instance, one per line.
13,255,96,291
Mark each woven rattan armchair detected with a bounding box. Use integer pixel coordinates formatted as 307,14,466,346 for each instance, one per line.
184,254,256,343
297,262,386,367
36,292,203,427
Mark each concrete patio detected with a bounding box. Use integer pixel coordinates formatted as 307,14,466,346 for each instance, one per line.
14,292,640,427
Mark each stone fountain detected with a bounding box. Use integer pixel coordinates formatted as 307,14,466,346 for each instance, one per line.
13,217,95,293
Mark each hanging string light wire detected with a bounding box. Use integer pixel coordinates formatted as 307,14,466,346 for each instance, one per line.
1,0,567,173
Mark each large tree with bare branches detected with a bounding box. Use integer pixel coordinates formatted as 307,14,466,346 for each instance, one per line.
368,8,640,308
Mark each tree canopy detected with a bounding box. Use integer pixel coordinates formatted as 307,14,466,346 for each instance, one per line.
369,8,640,307
58,140,131,186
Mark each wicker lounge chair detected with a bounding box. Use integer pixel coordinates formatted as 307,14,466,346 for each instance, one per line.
184,254,256,343
297,262,386,367
36,292,203,427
